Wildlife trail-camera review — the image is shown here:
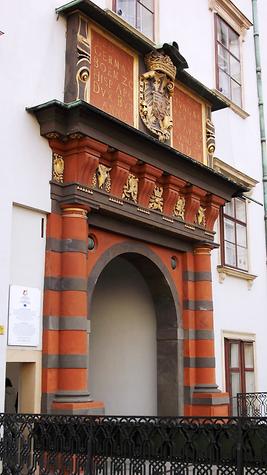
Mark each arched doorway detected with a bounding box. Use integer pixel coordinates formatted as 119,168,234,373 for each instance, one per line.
89,256,157,415
88,243,183,416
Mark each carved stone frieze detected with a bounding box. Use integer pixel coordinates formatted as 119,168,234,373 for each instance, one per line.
149,185,164,212
173,196,185,220
92,164,111,192
52,153,64,183
140,51,176,142
122,173,139,203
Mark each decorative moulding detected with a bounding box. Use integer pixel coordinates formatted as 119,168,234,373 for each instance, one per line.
212,157,258,191
208,0,252,37
217,265,257,289
212,90,249,119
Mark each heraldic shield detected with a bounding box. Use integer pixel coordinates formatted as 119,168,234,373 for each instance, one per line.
140,51,177,142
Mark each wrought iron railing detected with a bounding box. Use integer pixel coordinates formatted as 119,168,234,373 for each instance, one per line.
0,413,267,474
237,391,267,417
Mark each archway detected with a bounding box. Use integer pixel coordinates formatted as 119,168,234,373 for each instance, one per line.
88,243,183,416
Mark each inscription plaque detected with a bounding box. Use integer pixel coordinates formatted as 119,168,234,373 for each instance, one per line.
90,29,135,126
172,85,204,162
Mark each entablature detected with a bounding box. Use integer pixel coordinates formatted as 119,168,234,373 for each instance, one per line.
29,100,246,248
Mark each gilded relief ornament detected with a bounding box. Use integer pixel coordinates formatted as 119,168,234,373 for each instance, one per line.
92,164,111,192
173,196,185,220
196,206,206,226
149,185,164,212
76,16,91,102
206,118,215,156
140,51,176,142
52,153,64,183
122,174,139,203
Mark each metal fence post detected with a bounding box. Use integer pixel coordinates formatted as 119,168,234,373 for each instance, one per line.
236,418,243,475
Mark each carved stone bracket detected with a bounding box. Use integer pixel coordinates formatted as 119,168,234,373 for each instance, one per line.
135,164,163,208
205,194,225,231
161,175,186,216
63,137,108,187
184,186,207,223
105,151,138,198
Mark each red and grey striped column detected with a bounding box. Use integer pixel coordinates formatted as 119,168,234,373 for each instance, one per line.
183,246,229,416
42,205,104,414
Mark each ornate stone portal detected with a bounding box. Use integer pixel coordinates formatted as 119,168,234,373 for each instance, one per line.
29,2,243,418
140,51,176,142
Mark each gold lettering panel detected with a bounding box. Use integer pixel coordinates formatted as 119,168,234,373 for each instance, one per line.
90,28,136,126
172,85,204,162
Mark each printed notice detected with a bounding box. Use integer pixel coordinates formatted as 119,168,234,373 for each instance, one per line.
8,285,41,347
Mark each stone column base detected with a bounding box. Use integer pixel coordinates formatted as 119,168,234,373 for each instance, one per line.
191,387,230,416
185,385,230,416
51,391,105,415
51,400,105,415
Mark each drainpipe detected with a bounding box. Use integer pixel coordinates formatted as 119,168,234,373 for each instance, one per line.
252,0,267,257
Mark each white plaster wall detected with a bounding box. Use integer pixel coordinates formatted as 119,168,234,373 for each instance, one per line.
258,0,267,185
0,0,267,413
157,0,267,395
89,257,157,416
0,0,66,411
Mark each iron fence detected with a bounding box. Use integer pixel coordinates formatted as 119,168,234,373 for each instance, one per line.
237,392,267,417
0,413,267,474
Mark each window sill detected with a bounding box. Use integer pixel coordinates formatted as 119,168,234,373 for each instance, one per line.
212,90,249,119
217,265,257,289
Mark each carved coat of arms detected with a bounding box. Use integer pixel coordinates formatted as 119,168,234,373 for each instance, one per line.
140,51,177,142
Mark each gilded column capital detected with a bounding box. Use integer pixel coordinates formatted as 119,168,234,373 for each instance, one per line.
61,204,90,219
193,246,212,256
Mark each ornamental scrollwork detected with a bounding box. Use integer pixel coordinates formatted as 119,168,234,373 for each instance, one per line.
76,16,91,102
173,196,185,220
149,185,164,212
122,174,139,203
206,118,215,156
196,206,206,226
92,164,111,192
52,153,64,183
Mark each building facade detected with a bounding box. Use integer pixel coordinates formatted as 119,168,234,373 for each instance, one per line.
1,0,266,416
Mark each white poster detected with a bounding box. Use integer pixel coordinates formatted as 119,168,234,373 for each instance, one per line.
8,285,41,347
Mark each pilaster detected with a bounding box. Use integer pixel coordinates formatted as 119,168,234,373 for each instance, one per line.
183,246,229,416
42,205,104,415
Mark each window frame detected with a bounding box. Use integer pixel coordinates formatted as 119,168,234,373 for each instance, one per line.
225,338,255,414
220,197,248,272
215,14,242,107
112,0,155,41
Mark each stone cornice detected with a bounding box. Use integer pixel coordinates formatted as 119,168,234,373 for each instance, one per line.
213,157,258,190
27,100,247,202
209,0,252,36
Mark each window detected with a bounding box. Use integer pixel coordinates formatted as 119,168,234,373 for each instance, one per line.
225,338,255,415
113,0,154,40
220,197,248,271
215,15,242,106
